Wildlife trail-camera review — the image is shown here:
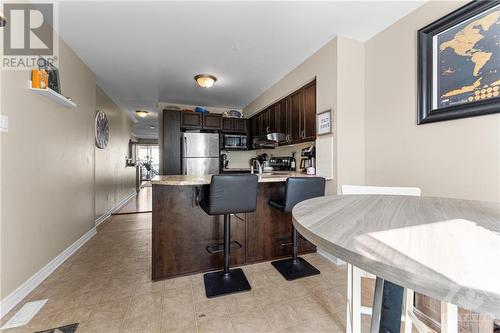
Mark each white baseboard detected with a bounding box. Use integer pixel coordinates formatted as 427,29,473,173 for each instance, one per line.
317,247,346,266
94,191,136,227
0,226,97,318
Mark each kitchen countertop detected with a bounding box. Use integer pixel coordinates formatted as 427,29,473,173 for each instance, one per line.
151,171,322,186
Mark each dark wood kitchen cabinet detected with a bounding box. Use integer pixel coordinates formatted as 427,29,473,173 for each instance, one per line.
152,181,316,280
162,110,182,175
248,79,316,147
303,81,317,141
181,112,222,130
202,113,223,130
181,112,203,129
245,183,316,263
222,118,247,134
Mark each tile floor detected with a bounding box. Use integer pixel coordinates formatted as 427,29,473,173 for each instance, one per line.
1,213,377,333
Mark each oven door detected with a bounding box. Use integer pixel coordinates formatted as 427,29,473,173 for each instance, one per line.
223,135,247,150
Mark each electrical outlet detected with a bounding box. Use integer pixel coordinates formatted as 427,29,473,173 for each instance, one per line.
0,115,8,132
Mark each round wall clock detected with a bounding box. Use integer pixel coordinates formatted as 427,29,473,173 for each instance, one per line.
95,110,109,149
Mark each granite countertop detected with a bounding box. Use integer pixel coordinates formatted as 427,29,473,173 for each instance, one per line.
151,171,322,186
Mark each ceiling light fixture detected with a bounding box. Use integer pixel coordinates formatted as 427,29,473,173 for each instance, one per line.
135,110,148,118
194,74,217,88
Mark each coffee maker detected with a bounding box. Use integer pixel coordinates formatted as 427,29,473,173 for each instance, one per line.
300,145,316,173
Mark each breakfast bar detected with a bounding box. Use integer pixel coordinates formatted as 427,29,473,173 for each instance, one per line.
151,172,319,280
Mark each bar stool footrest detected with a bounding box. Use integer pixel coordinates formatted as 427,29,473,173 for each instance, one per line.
206,241,242,254
271,257,320,281
203,268,251,298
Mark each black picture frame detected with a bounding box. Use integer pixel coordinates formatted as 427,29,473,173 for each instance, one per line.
417,0,500,124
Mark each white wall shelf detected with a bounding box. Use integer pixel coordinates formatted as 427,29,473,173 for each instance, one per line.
29,82,77,108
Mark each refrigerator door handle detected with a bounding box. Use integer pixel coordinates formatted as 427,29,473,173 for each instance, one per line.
184,136,188,157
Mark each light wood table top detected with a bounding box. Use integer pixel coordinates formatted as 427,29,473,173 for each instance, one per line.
292,195,500,318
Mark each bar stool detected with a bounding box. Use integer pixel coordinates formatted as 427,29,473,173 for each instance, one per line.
200,174,258,298
269,177,325,280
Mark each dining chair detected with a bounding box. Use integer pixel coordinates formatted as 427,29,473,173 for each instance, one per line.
341,185,421,333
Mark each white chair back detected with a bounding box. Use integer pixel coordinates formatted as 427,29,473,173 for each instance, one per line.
341,185,421,196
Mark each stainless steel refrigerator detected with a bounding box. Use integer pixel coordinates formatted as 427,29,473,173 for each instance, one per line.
181,132,220,175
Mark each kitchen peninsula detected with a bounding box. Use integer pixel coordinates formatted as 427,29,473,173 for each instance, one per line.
151,172,319,280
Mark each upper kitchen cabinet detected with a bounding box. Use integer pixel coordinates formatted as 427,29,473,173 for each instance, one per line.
202,114,223,130
302,81,316,142
248,79,316,147
277,97,290,144
290,89,303,143
181,112,222,130
222,118,247,134
181,112,203,129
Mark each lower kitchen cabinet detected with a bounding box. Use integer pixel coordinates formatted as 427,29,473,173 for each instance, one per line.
245,183,316,263
152,182,316,280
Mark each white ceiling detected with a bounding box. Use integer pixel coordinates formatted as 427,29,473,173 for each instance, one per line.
58,1,424,138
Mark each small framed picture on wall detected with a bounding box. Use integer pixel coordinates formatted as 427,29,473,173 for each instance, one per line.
317,109,332,136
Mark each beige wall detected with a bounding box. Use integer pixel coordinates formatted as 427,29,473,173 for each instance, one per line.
95,87,136,219
242,37,367,194
1,39,97,298
243,39,338,194
364,0,500,202
336,37,365,192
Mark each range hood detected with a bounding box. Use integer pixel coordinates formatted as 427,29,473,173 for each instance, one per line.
252,132,286,149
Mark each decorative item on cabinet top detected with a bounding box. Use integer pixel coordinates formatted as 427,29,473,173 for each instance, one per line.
223,110,243,118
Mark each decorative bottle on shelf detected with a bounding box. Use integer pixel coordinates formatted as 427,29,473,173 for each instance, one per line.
31,69,48,89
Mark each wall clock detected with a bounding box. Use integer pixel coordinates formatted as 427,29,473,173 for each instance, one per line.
95,110,109,149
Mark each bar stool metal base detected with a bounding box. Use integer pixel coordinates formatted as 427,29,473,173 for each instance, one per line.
271,257,320,281
203,268,251,298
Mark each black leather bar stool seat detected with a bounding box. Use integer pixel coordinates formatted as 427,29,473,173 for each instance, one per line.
269,177,325,280
200,174,258,298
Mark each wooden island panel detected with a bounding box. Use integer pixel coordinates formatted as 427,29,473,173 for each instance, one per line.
152,181,316,280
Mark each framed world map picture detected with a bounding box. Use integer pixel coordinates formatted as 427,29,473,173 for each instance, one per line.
417,0,500,124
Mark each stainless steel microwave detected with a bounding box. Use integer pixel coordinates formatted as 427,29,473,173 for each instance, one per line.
222,134,247,150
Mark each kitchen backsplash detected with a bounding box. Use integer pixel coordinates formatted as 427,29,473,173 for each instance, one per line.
223,141,314,169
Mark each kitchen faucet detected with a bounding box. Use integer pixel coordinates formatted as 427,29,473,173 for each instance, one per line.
251,159,263,174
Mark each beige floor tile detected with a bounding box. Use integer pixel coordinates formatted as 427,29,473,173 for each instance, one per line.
291,295,330,322
162,325,198,333
229,309,272,333
195,298,229,322
260,302,303,331
122,311,161,333
282,313,345,333
1,212,373,333
164,275,192,291
197,315,235,333
163,287,194,307
162,302,196,331
223,293,259,314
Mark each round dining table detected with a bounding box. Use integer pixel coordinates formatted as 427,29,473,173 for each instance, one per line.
292,195,500,332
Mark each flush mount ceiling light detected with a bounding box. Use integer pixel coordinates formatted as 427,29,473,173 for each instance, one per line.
194,74,217,88
135,110,148,118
